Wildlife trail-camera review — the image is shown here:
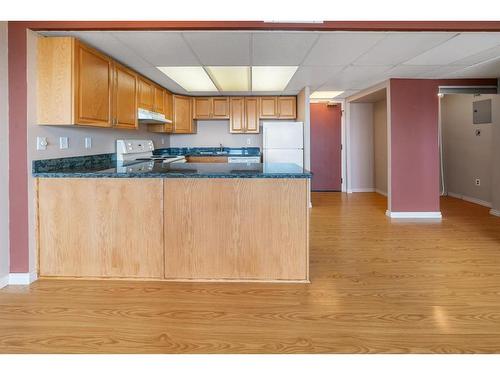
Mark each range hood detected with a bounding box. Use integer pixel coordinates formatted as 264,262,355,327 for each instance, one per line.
137,108,172,124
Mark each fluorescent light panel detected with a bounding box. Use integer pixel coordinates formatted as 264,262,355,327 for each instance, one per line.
251,66,298,92
157,66,217,92
310,91,344,99
205,66,250,92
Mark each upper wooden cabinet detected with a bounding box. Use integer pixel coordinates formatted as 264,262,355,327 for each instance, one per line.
193,97,229,120
164,91,173,122
230,97,260,134
244,97,260,133
112,63,138,129
153,85,165,114
229,98,245,133
173,95,196,134
259,96,296,119
277,96,297,119
137,77,154,111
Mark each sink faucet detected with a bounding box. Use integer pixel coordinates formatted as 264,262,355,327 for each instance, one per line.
219,143,223,152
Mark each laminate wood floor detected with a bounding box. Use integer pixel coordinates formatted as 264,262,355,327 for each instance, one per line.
1,193,500,353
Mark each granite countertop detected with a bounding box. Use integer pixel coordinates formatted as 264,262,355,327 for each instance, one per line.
32,154,311,179
154,147,261,157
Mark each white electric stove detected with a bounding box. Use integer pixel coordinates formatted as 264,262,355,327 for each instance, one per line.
116,140,186,163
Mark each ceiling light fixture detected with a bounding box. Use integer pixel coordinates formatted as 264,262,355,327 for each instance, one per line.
205,66,251,92
251,66,298,92
310,91,345,99
157,66,218,92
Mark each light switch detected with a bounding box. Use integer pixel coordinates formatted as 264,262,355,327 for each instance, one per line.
246,138,252,145
59,137,69,149
85,137,92,149
36,137,48,151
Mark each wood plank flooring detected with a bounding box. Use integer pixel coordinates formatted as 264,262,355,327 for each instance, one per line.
1,193,500,353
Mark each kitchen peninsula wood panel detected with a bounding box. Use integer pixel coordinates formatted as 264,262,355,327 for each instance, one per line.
38,178,164,278
163,178,309,281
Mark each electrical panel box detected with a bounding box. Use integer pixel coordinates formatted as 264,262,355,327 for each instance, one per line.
473,99,492,124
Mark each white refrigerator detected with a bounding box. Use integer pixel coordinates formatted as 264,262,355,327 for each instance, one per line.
263,121,304,167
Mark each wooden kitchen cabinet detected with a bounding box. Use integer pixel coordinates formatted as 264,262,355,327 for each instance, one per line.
37,37,114,127
38,178,164,278
146,90,174,134
193,97,212,119
165,91,173,122
112,63,138,129
245,97,260,133
154,85,165,113
259,96,278,119
138,77,154,111
229,97,245,133
193,97,229,120
173,95,196,133
277,96,297,119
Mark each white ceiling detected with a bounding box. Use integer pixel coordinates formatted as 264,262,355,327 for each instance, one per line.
40,30,500,98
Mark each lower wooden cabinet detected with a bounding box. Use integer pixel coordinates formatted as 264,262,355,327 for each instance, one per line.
37,178,164,278
186,156,228,163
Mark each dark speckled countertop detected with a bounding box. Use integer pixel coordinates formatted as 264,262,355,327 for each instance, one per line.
32,153,311,179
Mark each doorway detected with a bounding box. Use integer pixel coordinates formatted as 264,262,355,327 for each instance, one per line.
310,102,342,191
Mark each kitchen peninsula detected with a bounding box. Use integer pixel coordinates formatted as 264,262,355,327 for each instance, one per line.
33,155,311,282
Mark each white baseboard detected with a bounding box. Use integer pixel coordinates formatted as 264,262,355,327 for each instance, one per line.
350,188,375,193
386,210,442,219
490,209,500,218
9,272,38,285
0,275,8,289
375,189,388,197
447,192,492,208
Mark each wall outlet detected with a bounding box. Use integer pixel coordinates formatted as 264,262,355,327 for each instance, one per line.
59,137,69,149
475,178,481,186
36,136,48,150
161,137,166,145
84,137,92,149
246,138,252,145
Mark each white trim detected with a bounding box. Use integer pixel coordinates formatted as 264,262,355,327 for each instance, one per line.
386,210,442,219
9,272,38,285
490,209,500,217
350,188,375,193
386,83,392,213
345,101,352,194
340,99,347,193
447,192,492,208
375,189,388,197
0,275,8,289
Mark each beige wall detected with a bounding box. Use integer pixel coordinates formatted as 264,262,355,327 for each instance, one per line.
441,94,498,205
373,99,388,195
26,30,171,274
0,22,9,285
349,102,374,191
169,121,262,148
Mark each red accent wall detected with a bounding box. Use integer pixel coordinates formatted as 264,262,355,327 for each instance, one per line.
389,78,497,213
8,23,29,272
310,103,342,191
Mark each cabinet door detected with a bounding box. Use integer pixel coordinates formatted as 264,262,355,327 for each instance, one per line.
113,64,137,129
259,96,278,119
244,97,260,133
154,86,165,113
138,77,154,111
164,91,173,122
230,97,245,133
173,95,195,133
278,96,297,119
193,97,211,119
75,43,112,127
212,97,229,119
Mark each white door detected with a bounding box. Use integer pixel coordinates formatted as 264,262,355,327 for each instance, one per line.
263,122,303,149
264,149,304,167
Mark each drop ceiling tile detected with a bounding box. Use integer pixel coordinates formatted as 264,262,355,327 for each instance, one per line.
404,32,500,65
303,32,386,66
285,65,344,91
111,32,199,66
383,65,446,78
252,32,319,65
442,59,500,78
451,45,500,66
182,32,251,65
353,32,456,66
318,66,391,91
